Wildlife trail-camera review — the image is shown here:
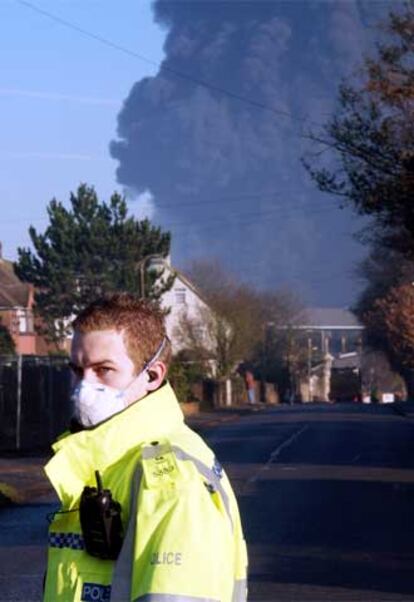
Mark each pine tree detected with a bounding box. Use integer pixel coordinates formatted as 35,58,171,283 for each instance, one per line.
16,184,173,343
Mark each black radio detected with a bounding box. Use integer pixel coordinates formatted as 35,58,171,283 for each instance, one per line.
79,470,124,560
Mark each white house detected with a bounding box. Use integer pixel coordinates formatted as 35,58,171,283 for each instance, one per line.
159,266,215,355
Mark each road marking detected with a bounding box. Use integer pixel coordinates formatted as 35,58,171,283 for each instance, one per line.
267,425,309,464
247,425,309,486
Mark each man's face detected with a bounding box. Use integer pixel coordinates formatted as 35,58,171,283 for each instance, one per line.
70,329,150,406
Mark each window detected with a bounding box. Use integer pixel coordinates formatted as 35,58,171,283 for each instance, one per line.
16,309,34,334
175,288,186,304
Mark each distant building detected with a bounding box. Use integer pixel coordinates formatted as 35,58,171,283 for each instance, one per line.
294,307,364,356
290,307,364,402
0,249,36,354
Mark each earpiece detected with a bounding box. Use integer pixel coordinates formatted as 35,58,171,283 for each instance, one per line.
147,370,157,383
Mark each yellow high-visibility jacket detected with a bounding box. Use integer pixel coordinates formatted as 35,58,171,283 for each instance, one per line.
43,382,248,602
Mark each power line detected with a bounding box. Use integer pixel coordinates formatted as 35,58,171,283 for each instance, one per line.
2,196,340,227
164,203,340,233
15,0,323,129
147,188,311,211
2,187,317,220
2,181,345,226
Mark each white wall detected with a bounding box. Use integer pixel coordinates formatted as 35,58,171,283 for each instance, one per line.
160,274,213,353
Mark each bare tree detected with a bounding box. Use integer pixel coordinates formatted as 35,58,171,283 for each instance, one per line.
177,260,303,381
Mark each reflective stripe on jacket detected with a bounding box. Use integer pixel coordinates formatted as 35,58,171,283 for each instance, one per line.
43,382,248,602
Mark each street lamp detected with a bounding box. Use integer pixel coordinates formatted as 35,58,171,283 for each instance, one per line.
136,254,171,298
307,334,312,402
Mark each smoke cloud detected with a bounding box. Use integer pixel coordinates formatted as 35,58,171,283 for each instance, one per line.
111,0,388,304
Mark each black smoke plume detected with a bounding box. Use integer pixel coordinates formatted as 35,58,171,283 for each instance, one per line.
111,0,387,304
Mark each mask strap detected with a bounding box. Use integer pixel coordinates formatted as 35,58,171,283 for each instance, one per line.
143,336,168,371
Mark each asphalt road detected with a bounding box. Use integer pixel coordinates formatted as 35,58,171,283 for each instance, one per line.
207,402,414,601
1,402,414,601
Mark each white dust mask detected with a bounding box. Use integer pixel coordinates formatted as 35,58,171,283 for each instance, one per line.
71,337,167,428
71,380,129,428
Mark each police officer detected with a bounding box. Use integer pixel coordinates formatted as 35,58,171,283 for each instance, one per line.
43,293,247,601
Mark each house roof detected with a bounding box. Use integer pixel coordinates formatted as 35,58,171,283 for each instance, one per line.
0,259,32,308
0,259,20,285
295,307,363,330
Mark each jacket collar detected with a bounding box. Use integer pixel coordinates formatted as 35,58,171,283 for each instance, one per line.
45,382,184,505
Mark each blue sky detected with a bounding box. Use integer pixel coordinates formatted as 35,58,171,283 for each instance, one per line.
1,0,165,259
